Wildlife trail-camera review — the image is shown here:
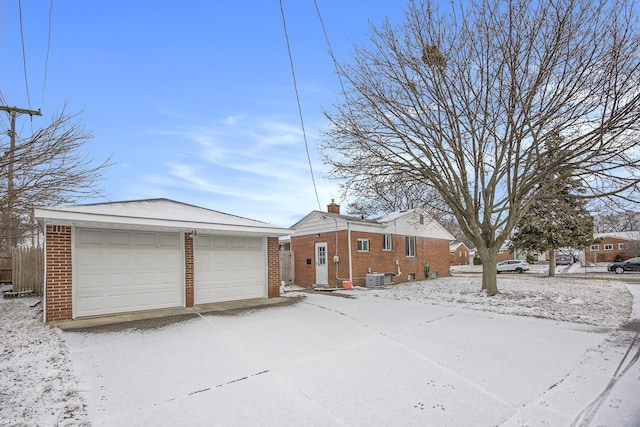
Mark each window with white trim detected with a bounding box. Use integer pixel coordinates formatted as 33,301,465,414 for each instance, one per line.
590,244,599,251
604,244,613,250
619,243,627,250
383,234,392,251
405,236,416,257
357,238,370,252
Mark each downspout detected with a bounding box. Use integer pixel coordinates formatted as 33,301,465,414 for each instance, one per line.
347,221,353,281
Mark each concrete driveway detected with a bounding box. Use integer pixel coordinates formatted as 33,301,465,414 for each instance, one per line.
62,292,637,426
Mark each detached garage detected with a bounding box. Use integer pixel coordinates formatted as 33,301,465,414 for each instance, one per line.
35,199,290,322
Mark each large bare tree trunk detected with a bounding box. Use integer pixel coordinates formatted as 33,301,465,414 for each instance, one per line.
477,246,499,296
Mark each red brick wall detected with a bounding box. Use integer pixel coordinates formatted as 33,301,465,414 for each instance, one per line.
267,237,280,297
184,234,194,307
587,237,639,263
291,231,450,287
496,250,515,262
45,225,73,322
450,245,470,265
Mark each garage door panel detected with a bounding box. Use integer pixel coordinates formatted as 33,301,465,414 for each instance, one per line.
77,229,104,245
75,229,183,317
108,231,131,245
194,235,266,304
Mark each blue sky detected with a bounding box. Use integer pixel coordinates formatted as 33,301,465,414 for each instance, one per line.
0,1,404,227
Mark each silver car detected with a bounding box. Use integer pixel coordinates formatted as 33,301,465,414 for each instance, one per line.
497,260,530,274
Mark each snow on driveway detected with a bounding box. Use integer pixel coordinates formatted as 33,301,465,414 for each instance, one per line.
2,276,638,426
60,276,637,426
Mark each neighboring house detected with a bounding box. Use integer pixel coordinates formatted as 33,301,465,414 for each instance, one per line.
496,240,515,262
587,231,640,263
288,201,455,287
450,241,470,265
34,198,290,323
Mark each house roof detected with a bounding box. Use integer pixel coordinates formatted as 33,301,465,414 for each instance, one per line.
289,210,380,229
34,198,291,237
594,231,640,241
449,241,469,252
290,208,454,240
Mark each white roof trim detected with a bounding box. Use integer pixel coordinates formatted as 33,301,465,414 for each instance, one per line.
34,199,291,237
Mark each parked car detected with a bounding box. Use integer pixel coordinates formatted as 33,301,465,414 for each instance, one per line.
497,260,530,274
556,254,574,265
607,256,640,274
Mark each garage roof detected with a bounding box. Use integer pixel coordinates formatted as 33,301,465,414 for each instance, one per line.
34,198,291,237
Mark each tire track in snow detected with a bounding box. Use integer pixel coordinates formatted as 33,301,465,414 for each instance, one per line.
569,329,640,426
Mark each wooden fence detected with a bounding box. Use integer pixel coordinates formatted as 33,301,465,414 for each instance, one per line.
0,252,11,284
1,247,44,295
280,250,295,286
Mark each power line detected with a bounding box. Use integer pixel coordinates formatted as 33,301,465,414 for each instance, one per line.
278,0,322,211
42,0,54,106
18,0,32,110
312,0,351,113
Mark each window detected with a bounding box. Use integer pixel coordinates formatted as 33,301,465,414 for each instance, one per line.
383,234,392,251
357,238,370,252
619,243,627,250
419,214,425,225
604,244,613,250
317,245,326,265
590,245,599,251
405,236,416,257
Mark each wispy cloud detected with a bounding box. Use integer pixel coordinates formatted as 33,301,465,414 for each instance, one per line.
141,112,338,226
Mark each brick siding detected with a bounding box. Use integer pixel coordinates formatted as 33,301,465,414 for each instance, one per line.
450,245,470,265
587,237,640,263
184,234,194,306
45,225,73,322
267,237,280,297
291,231,450,287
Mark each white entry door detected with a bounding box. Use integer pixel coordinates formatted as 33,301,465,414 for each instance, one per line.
315,242,328,285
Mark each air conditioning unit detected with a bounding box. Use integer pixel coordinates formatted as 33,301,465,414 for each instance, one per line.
366,273,385,288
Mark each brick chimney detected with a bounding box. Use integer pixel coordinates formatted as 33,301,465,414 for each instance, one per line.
327,199,340,214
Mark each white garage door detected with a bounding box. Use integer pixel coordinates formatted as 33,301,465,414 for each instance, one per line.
75,229,183,317
194,235,266,304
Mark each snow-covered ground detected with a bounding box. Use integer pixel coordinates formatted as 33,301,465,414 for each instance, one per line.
1,276,638,426
0,285,89,426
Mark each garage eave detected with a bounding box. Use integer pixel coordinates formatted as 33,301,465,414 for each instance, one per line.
34,208,291,237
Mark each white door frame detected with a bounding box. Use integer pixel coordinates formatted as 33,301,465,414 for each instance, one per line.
315,241,328,285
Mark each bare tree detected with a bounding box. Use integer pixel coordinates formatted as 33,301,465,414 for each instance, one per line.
344,178,444,216
322,0,640,295
594,211,640,233
0,105,111,249
343,179,473,247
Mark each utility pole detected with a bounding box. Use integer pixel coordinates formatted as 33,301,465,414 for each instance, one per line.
0,106,42,249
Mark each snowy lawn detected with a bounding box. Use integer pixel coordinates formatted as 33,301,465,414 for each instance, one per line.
1,277,638,426
348,275,633,328
0,287,89,426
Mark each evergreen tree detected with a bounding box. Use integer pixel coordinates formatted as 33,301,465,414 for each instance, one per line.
512,186,594,277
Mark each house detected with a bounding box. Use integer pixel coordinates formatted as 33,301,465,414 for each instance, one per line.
449,241,470,265
34,198,290,322
587,231,640,263
287,201,454,287
496,240,515,262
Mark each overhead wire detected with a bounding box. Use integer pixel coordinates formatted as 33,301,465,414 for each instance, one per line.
18,0,32,111
42,0,54,106
312,0,351,114
278,0,322,211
